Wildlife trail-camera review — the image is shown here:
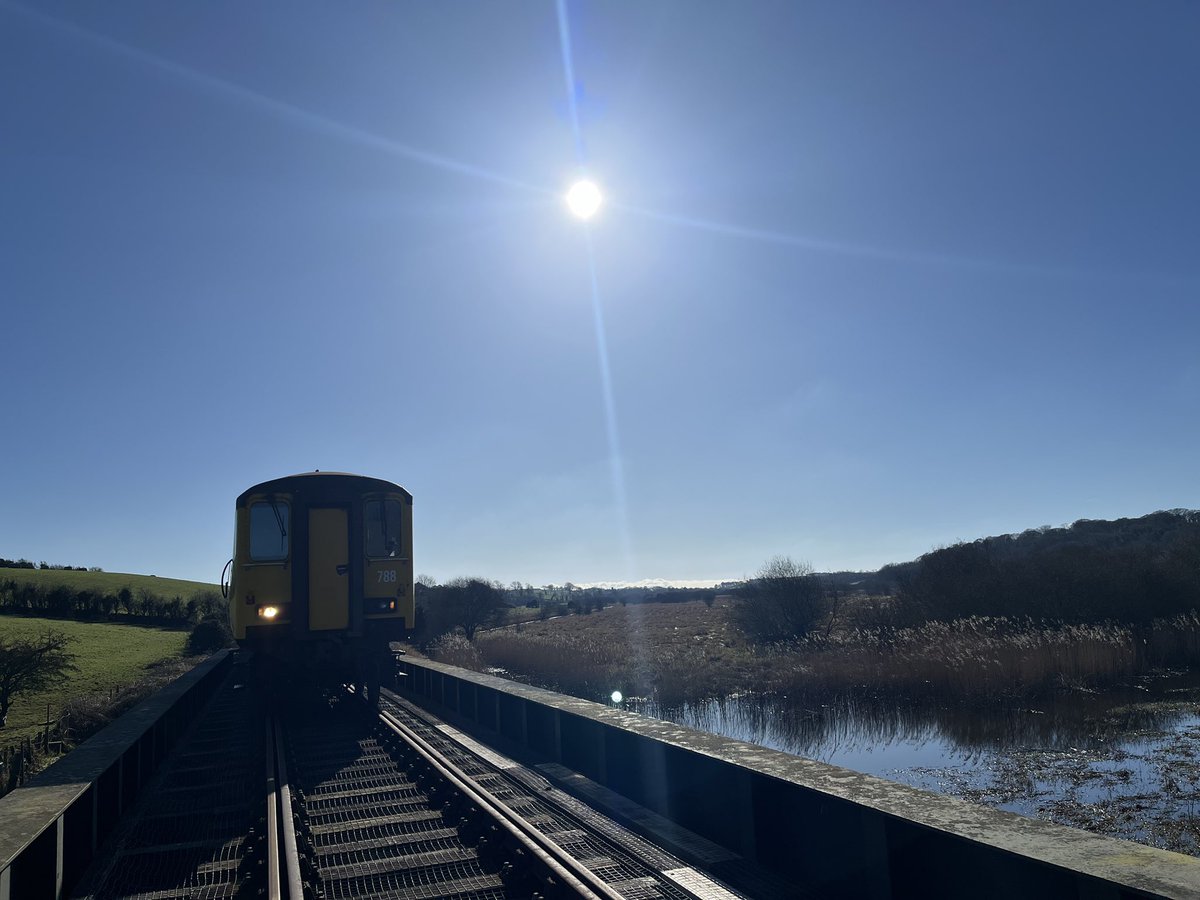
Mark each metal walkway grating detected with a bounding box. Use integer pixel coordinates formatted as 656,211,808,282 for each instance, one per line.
287,709,509,899
73,665,262,900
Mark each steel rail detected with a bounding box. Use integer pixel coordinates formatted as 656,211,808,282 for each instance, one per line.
265,719,282,900
266,716,306,900
378,707,626,900
274,718,307,900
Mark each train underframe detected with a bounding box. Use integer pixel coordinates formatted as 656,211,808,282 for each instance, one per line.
242,622,405,707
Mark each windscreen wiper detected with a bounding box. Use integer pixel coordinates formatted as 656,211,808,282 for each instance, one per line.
269,498,287,544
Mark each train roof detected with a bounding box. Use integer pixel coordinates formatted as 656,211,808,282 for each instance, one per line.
236,472,412,506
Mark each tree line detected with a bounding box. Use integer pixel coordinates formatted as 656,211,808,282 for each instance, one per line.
6,508,1193,649
890,527,1200,625
0,579,226,626
0,558,100,572
730,510,1200,644
411,577,736,647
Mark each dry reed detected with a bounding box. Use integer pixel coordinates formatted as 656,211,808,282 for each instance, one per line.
434,600,1200,708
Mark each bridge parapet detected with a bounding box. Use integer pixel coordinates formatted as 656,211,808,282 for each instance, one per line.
396,656,1200,900
0,649,232,900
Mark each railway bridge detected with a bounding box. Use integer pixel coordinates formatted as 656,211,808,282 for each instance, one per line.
1,650,1197,899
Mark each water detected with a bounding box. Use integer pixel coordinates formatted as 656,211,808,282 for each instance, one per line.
628,673,1200,849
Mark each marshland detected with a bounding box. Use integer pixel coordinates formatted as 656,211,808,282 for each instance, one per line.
420,511,1200,855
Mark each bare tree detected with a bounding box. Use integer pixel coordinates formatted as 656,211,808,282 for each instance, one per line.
734,556,830,643
443,578,506,640
0,631,77,728
415,578,508,643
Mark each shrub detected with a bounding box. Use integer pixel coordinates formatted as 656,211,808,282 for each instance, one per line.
187,590,226,623
187,616,233,654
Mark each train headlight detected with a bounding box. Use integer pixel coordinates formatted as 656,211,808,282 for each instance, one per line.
259,605,279,619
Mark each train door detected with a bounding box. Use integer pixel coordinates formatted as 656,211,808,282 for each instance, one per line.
308,507,349,631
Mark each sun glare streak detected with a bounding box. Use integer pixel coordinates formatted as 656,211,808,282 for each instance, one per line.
555,0,586,164
556,1,647,669
584,230,635,581
610,201,1173,284
613,201,964,265
555,1,634,579
579,218,647,678
4,2,550,196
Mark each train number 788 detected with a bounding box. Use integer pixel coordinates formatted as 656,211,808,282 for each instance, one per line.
377,570,398,583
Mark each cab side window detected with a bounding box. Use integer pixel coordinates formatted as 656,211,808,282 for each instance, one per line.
249,501,289,561
365,499,403,558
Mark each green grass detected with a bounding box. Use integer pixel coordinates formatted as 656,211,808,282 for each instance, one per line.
0,615,189,743
0,568,218,602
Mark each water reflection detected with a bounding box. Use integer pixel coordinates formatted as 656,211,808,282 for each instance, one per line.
629,671,1200,781
628,674,1200,850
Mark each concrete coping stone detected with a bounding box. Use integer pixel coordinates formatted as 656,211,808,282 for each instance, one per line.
407,657,1200,899
0,649,231,869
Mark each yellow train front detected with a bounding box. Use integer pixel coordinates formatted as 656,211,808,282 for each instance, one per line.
227,472,413,697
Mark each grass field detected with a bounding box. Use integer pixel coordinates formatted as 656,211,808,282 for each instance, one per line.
0,615,190,743
0,568,218,602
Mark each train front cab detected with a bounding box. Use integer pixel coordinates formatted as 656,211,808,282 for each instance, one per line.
228,474,413,690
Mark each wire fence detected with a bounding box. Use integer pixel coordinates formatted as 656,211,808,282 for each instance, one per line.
0,706,72,798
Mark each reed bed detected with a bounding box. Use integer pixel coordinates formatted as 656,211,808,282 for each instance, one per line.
459,601,760,705
767,617,1139,703
429,600,1200,708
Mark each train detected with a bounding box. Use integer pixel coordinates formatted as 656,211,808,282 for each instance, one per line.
222,472,413,701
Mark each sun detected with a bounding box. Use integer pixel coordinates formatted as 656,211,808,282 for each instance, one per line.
565,179,603,220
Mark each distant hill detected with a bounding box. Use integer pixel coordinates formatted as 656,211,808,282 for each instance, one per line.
0,568,218,602
947,509,1198,559
881,509,1200,623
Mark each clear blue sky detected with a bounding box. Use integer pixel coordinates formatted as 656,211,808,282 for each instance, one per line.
3,1,1197,587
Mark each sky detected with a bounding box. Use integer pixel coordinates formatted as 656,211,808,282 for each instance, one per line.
2,1,1198,588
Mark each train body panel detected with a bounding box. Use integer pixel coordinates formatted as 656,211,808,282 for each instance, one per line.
227,473,413,689
307,506,350,631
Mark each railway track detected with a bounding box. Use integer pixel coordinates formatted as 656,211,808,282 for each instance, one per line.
372,691,779,899
73,660,769,900
285,697,618,898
